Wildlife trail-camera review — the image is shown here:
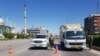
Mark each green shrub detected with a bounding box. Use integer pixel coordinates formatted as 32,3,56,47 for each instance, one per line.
93,35,100,46
17,34,25,39
3,33,15,39
25,33,36,39
17,34,30,39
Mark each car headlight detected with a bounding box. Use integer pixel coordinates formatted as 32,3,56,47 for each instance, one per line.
31,40,34,42
43,40,47,42
83,42,86,45
64,40,68,45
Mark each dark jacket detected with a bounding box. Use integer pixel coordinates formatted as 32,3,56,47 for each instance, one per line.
49,37,55,44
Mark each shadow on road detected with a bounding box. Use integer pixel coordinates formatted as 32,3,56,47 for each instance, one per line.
56,44,83,52
28,44,84,51
28,47,48,50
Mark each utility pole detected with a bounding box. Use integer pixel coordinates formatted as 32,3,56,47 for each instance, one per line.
24,0,27,36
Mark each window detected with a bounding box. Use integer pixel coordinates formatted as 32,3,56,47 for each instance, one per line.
65,31,85,39
36,35,46,38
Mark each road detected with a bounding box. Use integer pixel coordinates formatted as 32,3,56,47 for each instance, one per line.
0,39,100,56
58,45,100,56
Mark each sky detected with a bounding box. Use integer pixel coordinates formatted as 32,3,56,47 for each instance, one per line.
0,0,99,34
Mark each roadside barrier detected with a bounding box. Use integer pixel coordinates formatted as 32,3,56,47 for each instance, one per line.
55,45,59,56
8,45,13,56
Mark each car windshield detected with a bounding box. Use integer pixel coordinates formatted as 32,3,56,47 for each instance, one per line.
65,31,85,39
36,35,46,38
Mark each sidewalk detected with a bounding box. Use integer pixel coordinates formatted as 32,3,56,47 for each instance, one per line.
86,45,100,51
90,49,100,56
85,47,100,56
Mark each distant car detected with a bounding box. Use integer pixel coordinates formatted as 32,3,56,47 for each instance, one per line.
30,33,49,49
0,34,7,41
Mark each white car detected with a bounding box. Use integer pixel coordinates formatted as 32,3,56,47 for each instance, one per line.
0,34,7,40
31,34,49,49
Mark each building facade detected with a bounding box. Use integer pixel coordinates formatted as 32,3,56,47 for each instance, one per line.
22,26,49,36
0,17,15,34
84,14,100,34
27,27,49,35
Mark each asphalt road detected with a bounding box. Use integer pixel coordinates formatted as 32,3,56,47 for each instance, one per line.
0,39,99,56
58,45,100,56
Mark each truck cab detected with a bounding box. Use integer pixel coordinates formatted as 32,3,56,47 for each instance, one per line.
60,24,86,50
61,31,86,49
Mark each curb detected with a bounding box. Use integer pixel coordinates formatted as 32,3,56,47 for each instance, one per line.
92,46,100,51
87,45,100,51
90,49,100,56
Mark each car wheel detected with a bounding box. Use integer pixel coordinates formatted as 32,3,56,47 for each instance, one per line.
45,44,49,49
80,48,83,51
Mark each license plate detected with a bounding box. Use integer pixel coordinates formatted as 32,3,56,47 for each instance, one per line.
72,45,80,48
35,44,41,46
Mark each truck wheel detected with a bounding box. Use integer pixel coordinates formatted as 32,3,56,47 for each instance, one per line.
45,47,48,49
80,48,83,51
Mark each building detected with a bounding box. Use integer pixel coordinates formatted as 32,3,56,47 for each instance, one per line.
84,14,100,34
27,27,49,35
0,17,15,34
22,26,49,36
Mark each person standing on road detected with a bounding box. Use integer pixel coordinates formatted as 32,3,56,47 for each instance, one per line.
49,35,55,50
88,35,93,50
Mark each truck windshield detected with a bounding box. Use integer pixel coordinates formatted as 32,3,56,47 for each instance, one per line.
36,35,46,38
65,31,85,39
66,31,75,36
76,31,85,36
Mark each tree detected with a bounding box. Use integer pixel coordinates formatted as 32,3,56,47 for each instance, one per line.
17,34,25,39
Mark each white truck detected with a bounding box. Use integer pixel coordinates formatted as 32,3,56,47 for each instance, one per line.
60,24,86,50
31,33,49,49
